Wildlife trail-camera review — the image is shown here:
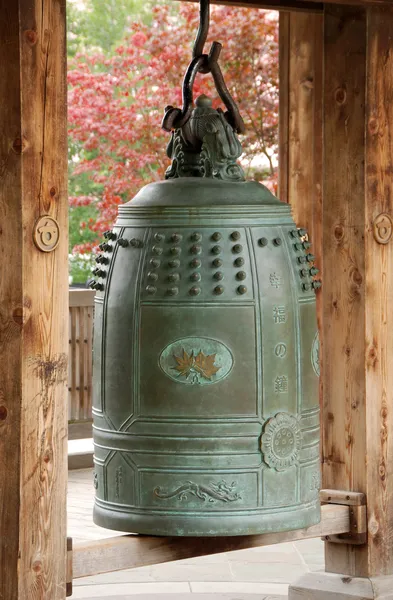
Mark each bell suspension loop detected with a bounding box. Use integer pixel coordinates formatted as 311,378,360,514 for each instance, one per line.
161,0,245,135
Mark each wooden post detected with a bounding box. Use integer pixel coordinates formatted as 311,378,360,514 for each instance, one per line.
289,4,393,598
364,5,393,578
322,3,369,579
0,1,68,599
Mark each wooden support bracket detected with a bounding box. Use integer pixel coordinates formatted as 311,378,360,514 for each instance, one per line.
320,490,367,546
66,496,352,585
66,538,73,597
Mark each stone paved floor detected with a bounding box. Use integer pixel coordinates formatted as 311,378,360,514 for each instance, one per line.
68,469,324,600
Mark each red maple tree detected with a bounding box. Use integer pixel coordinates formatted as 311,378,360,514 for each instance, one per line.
68,4,278,252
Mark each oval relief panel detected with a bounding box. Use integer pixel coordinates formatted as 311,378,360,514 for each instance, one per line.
159,336,234,386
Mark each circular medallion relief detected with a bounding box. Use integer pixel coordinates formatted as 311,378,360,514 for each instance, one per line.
33,216,60,252
373,213,392,245
261,413,302,471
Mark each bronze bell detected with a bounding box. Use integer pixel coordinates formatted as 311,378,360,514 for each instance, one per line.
91,0,320,537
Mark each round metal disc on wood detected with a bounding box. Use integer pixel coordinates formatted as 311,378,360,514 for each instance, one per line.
33,216,60,252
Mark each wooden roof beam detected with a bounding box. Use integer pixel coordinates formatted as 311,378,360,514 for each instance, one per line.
178,0,393,14
178,0,323,12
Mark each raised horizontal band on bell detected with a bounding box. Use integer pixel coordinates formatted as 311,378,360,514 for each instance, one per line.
93,429,319,454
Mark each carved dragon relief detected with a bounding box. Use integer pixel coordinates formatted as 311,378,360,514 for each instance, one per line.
154,480,242,503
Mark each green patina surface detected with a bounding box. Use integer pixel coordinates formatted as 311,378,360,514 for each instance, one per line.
91,100,321,537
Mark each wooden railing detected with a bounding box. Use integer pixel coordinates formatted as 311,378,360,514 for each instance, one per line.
68,289,95,437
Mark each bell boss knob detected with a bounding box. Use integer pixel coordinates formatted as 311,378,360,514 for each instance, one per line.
96,255,109,265
169,259,180,268
103,230,117,241
190,258,201,268
130,238,144,248
98,242,112,252
171,233,182,243
92,268,106,278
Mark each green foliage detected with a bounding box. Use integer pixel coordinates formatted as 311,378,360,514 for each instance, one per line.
68,140,101,252
67,0,152,257
69,204,99,253
67,0,152,56
69,252,95,285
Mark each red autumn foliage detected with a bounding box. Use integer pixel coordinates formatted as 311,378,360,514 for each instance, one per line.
68,4,279,252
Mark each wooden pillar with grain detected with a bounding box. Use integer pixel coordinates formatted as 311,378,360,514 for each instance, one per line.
288,4,393,599
0,1,68,599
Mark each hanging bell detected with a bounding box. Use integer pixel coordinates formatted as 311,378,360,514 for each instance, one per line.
92,2,321,537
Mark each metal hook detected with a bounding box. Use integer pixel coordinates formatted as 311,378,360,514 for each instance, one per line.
161,0,245,135
162,55,206,132
193,0,209,58
193,0,210,74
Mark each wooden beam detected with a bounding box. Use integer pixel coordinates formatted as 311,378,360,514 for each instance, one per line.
69,503,350,582
306,0,392,4
69,289,95,308
0,1,68,598
220,0,393,5
179,0,324,13
322,3,393,579
179,0,393,14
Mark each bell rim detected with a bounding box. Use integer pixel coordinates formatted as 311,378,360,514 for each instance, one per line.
93,499,321,537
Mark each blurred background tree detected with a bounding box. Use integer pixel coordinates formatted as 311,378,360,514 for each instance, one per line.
67,0,151,55
67,1,278,281
67,0,152,279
